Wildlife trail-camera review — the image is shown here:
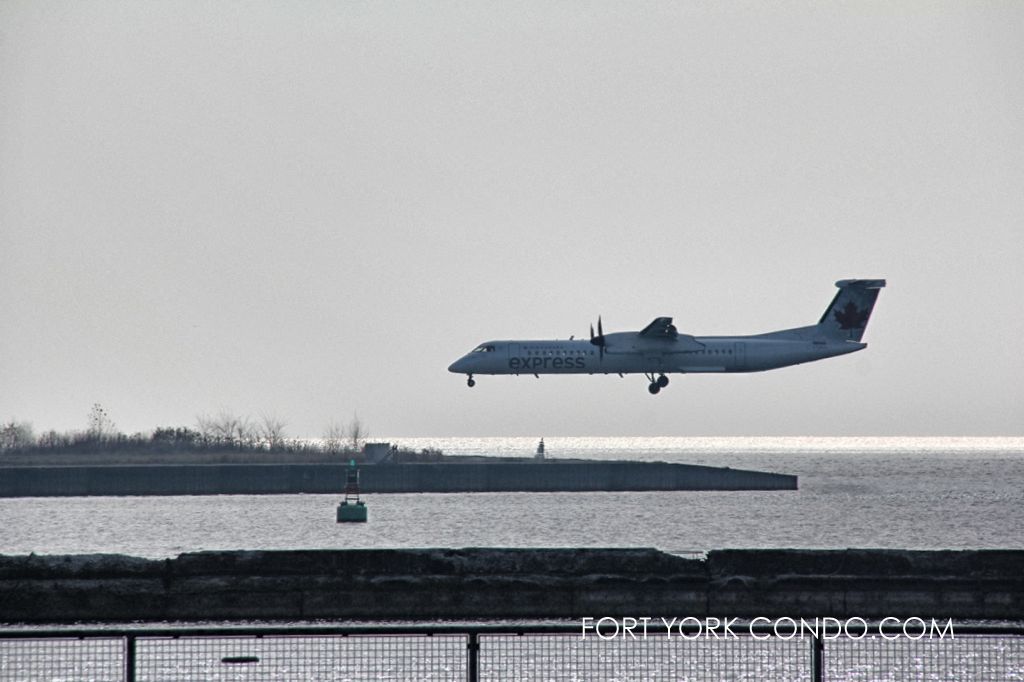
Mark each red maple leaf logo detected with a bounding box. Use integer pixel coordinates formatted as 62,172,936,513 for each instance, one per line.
833,301,869,329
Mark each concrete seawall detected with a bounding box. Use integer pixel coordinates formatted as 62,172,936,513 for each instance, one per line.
0,461,796,497
1,549,1021,623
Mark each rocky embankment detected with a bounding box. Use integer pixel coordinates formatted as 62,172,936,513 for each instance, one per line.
1,548,1021,623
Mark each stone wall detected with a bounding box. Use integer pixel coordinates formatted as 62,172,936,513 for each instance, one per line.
1,549,1020,623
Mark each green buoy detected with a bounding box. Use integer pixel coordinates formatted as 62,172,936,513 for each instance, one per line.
337,459,367,523
336,501,367,522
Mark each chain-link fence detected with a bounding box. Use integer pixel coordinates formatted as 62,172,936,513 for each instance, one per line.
1,623,1021,681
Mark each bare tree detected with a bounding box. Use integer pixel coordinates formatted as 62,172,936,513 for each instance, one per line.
195,414,216,445
0,420,34,452
87,403,117,442
233,414,256,448
346,413,368,453
257,414,287,450
37,429,69,449
196,410,254,447
322,414,369,455
323,421,346,455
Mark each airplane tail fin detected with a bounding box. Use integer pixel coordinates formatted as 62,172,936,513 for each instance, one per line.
816,279,886,342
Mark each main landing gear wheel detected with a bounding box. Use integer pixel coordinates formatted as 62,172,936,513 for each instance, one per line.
645,372,668,395
467,375,476,388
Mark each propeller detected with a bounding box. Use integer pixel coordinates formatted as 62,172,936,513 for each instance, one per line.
589,316,606,359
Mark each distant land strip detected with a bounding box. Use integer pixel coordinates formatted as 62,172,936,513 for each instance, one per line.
0,460,796,497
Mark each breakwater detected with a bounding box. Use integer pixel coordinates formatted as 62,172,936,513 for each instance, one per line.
0,460,795,497
1,548,1021,623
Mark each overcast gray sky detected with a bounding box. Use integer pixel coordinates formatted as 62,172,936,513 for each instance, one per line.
2,2,1022,438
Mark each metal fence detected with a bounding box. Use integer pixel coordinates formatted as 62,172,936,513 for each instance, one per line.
1,622,1022,681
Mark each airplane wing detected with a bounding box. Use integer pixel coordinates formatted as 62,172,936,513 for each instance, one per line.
638,317,678,339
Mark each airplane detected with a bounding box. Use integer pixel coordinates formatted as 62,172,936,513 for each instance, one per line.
448,279,886,394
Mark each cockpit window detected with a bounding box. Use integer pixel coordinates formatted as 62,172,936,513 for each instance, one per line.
473,345,497,353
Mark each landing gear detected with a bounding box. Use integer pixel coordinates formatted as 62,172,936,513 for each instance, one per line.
467,375,476,388
645,373,669,395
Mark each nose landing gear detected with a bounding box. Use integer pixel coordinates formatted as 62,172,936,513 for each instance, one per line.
466,375,476,388
645,373,669,394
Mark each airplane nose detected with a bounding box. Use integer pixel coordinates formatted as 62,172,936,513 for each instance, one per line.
448,358,465,373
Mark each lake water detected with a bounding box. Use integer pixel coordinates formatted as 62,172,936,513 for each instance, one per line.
3,437,1024,680
2,437,1022,558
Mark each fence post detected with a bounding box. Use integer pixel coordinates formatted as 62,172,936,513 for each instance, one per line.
467,632,479,682
811,634,823,682
125,635,136,682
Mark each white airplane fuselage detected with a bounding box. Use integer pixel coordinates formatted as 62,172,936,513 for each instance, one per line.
448,333,863,377
448,279,885,393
